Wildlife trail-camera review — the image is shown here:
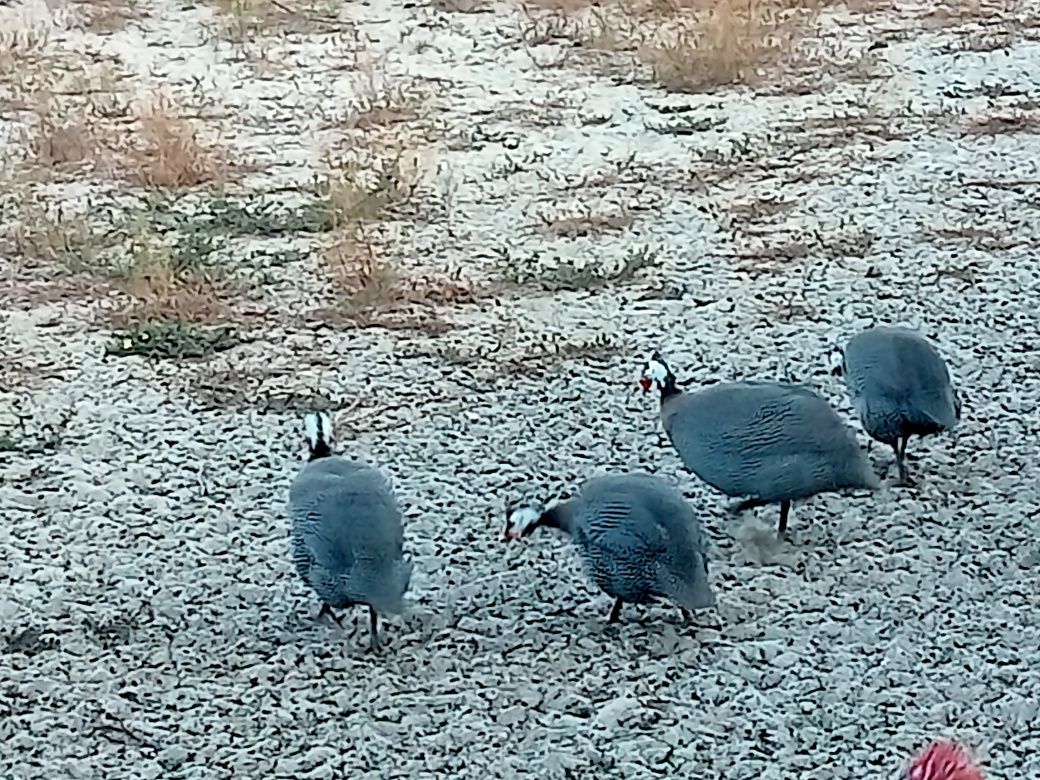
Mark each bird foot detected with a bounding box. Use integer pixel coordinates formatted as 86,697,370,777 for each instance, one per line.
317,603,344,626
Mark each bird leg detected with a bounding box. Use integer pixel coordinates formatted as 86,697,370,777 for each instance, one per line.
777,500,791,538
607,597,624,625
318,603,344,626
892,436,915,487
368,606,381,652
681,609,723,631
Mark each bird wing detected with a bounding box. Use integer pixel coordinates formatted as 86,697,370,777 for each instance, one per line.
664,382,871,500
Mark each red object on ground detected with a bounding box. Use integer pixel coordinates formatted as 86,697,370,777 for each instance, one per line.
909,740,985,780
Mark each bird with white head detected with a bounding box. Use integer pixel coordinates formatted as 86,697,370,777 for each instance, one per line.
638,349,878,538
502,473,717,627
288,409,412,651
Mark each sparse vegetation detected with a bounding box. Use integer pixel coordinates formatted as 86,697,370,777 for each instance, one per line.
499,246,660,291
539,205,633,238
0,408,72,455
129,94,232,188
69,0,143,34
207,0,347,42
105,320,242,360
637,0,817,92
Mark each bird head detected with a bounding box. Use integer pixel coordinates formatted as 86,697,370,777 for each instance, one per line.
908,740,984,780
640,351,672,394
502,502,545,541
302,411,334,460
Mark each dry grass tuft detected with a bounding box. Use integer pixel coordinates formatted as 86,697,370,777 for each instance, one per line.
638,0,817,92
322,229,402,311
314,145,474,324
431,0,493,13
69,0,143,33
337,73,425,131
964,113,1040,135
318,152,423,227
923,0,1025,27
109,230,232,325
23,92,105,170
539,205,633,238
208,0,346,42
129,94,230,188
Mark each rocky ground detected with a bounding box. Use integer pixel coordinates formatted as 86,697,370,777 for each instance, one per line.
2,0,1039,777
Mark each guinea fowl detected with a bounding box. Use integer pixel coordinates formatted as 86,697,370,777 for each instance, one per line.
288,411,412,652
908,739,984,780
831,325,961,487
503,472,716,626
639,351,878,537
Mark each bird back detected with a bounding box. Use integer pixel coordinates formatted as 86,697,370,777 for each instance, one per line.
844,327,959,438
568,474,714,610
289,458,410,613
662,381,877,502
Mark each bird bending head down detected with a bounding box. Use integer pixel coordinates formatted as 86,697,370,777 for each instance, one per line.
503,498,563,541
908,740,984,780
639,351,672,394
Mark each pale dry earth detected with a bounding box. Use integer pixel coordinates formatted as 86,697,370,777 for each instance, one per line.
2,0,1040,777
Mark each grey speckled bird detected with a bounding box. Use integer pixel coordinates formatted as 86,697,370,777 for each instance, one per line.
288,411,412,651
639,351,879,537
504,472,716,626
830,325,961,487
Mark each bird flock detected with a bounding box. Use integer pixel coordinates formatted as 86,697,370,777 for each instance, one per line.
286,323,970,775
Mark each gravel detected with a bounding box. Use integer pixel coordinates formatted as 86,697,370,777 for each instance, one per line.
2,0,1040,777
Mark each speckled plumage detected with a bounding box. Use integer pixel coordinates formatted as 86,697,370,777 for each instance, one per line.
661,380,879,503
641,351,879,536
840,326,960,485
531,473,716,622
289,453,412,648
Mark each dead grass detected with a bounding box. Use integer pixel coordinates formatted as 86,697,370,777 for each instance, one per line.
431,0,493,13
322,228,402,311
538,204,633,237
22,92,107,171
638,0,818,92
0,24,52,91
314,144,476,327
129,94,232,188
336,75,425,132
964,113,1040,135
104,227,241,326
68,0,143,33
321,225,476,322
515,0,903,91
923,0,1026,28
207,0,347,42
318,152,423,227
